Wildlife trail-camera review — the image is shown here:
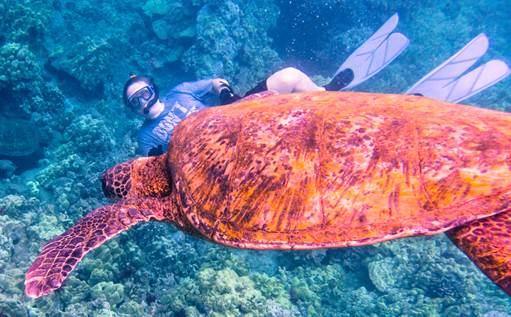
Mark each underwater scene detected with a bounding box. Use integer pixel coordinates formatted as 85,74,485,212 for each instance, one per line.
1,0,511,316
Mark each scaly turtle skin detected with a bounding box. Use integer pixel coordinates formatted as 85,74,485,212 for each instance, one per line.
25,91,511,298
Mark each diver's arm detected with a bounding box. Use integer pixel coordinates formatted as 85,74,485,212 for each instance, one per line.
212,79,241,104
173,79,240,105
137,125,167,157
173,79,214,98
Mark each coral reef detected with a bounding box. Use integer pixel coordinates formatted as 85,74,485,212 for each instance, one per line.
49,38,121,94
0,42,42,93
64,114,115,154
0,159,16,178
0,117,40,156
0,41,65,129
0,1,51,46
182,0,281,93
166,267,268,316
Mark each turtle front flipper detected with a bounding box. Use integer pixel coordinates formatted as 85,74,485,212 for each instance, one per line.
447,210,511,295
25,198,169,298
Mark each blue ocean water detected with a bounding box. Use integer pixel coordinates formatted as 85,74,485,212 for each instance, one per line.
1,0,511,316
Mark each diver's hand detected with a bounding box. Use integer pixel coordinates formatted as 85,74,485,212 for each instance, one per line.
212,78,241,105
212,78,230,94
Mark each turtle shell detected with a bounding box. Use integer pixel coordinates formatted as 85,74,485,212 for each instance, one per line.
168,91,511,250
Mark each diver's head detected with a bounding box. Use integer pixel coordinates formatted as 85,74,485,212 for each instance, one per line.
123,74,164,119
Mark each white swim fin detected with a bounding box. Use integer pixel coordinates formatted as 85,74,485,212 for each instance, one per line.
446,59,511,103
331,13,410,90
406,33,510,103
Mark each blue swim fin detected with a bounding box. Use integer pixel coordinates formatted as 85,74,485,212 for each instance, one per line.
406,33,511,103
332,13,410,90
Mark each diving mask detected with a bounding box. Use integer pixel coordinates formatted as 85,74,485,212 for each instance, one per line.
127,85,156,113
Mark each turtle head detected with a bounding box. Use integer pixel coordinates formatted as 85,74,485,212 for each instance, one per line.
101,155,172,199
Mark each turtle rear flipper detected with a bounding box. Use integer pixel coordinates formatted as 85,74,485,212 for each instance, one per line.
25,199,168,298
448,210,511,295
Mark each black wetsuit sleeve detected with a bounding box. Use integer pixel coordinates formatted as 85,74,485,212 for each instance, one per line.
244,79,268,97
147,145,164,156
218,82,241,105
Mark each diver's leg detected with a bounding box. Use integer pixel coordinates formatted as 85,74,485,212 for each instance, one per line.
266,67,325,93
244,66,351,96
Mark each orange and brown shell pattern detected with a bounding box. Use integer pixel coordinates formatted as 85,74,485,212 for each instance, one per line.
168,91,511,250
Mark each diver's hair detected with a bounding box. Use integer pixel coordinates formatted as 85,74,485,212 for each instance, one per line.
122,74,159,107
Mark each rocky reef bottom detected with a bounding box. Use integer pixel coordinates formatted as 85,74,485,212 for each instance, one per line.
1,189,511,316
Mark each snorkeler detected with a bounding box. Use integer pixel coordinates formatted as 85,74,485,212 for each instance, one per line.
124,13,510,157
123,69,349,156
124,14,410,157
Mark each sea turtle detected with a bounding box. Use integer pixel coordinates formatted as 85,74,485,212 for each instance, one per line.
25,91,511,298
